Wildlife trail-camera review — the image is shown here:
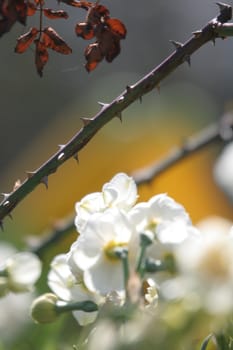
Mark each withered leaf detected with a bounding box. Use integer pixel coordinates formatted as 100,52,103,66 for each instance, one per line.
75,2,127,72
27,2,37,16
58,0,92,10
0,0,28,37
15,0,27,24
75,22,94,40
85,43,103,72
105,18,127,39
87,4,110,25
43,27,72,54
43,8,68,20
15,27,38,53
34,39,49,77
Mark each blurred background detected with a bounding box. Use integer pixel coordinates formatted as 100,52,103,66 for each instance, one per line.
0,1,233,347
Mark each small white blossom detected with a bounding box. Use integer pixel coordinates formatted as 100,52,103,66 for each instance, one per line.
129,194,191,239
0,245,41,293
129,194,193,260
0,243,36,343
69,208,136,295
75,173,137,232
174,228,233,314
48,254,99,326
4,252,42,292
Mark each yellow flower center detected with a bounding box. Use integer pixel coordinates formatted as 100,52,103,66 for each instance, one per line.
104,240,128,261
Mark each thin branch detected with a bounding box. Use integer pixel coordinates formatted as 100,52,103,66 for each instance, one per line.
31,113,233,256
31,215,75,257
0,4,232,223
132,113,233,185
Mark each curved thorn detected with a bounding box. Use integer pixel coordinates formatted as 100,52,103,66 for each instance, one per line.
170,40,183,49
73,153,79,163
40,176,48,189
80,117,92,126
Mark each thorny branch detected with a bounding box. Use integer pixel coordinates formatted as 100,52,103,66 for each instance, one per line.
32,113,233,255
0,3,232,225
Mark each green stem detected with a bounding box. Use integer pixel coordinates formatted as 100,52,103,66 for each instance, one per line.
136,244,147,277
56,300,98,314
121,251,130,301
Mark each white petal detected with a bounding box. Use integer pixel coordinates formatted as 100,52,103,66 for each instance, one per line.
157,221,200,245
72,310,98,326
48,254,75,301
6,252,41,289
128,202,150,232
149,194,190,224
75,192,105,231
84,256,124,294
103,173,138,210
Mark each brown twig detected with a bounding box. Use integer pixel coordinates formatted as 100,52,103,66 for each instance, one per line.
132,113,233,184
0,3,232,224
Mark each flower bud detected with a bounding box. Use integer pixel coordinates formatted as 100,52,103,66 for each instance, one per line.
30,293,59,324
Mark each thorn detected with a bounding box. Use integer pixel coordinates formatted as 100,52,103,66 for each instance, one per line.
13,179,21,191
216,2,232,23
192,30,202,38
26,171,36,179
73,153,79,163
115,112,122,122
216,2,230,12
80,117,92,126
1,193,10,200
139,96,142,104
3,200,10,207
126,85,133,93
156,85,160,94
58,144,65,150
185,55,191,66
0,221,4,232
57,152,65,161
170,40,183,49
40,176,48,189
98,101,109,109
116,96,124,104
8,213,13,220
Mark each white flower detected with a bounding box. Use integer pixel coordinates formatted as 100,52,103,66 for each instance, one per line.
69,208,136,295
174,228,233,314
128,194,193,259
48,254,99,326
129,194,190,239
0,243,36,343
0,245,42,293
4,252,42,292
214,141,233,200
196,216,233,236
75,173,137,232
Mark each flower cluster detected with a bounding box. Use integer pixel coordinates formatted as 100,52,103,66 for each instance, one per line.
31,172,233,330
30,173,195,324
